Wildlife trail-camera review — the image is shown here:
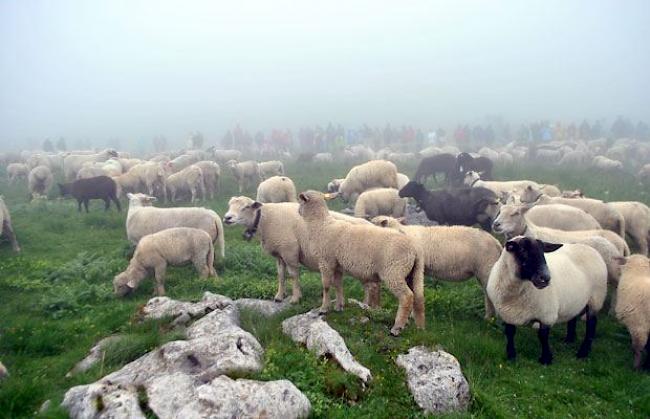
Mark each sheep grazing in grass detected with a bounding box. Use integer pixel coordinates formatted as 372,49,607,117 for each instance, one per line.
609,201,650,256
413,153,457,185
327,178,344,193
0,196,20,252
354,188,407,219
298,190,425,336
488,236,607,364
464,171,540,202
223,196,372,304
592,155,624,172
125,193,225,261
6,163,29,183
338,160,398,203
227,160,260,193
456,152,493,182
371,215,501,318
128,162,168,202
614,255,650,369
258,160,285,179
166,164,205,203
28,165,53,199
194,161,220,200
58,176,121,213
113,227,216,297
399,181,500,231
256,176,297,203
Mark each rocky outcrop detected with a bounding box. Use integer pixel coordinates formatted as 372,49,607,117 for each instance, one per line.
235,297,290,317
66,336,124,377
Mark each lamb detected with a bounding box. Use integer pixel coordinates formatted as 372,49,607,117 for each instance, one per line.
113,227,216,297
592,155,623,172
224,196,373,305
413,153,457,185
166,164,205,203
396,173,410,189
6,163,29,183
58,176,121,213
63,149,118,180
0,196,20,252
523,204,602,232
256,176,297,203
456,152,493,182
464,171,540,202
298,190,425,336
371,215,501,318
227,160,260,193
338,160,398,202
125,193,225,261
353,188,407,219
258,160,285,179
194,161,221,199
27,165,54,199
399,181,500,231
487,236,607,364
609,201,650,256
614,255,650,369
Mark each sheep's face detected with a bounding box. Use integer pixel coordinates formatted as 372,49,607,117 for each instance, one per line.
463,171,480,186
127,193,157,207
298,190,328,219
491,204,527,237
113,273,134,297
519,186,543,203
224,196,260,226
398,181,423,199
505,237,562,289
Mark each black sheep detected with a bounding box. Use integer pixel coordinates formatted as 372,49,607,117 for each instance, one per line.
456,152,494,182
58,176,121,213
399,181,499,230
413,153,457,185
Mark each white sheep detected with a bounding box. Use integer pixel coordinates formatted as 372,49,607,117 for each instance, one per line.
63,149,118,180
128,162,168,201
166,164,205,203
614,254,650,369
28,165,54,199
558,150,590,167
113,227,216,297
592,155,623,172
609,201,650,256
371,215,501,318
338,160,399,203
227,160,260,193
523,204,602,231
6,163,29,183
194,161,221,200
327,178,344,193
76,165,106,180
258,160,285,179
313,152,333,163
101,159,123,177
464,171,539,202
213,149,242,162
125,193,224,260
298,190,425,336
0,196,20,252
111,171,142,198
167,153,199,173
487,236,607,364
256,176,297,203
353,188,407,219
396,173,410,190
386,152,415,164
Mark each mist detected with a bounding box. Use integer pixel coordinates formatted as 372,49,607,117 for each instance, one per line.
1,0,649,150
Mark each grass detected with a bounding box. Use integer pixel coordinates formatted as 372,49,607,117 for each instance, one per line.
0,161,649,418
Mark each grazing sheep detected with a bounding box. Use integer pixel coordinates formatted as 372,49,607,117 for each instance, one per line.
258,160,285,179
609,201,650,256
223,196,373,304
167,154,199,173
487,236,607,364
100,159,123,177
63,149,118,180
371,216,501,318
614,255,650,369
194,161,221,200
6,163,29,183
413,153,457,185
166,165,205,203
227,160,260,193
313,152,333,163
58,176,121,213
298,190,425,336
125,194,225,261
353,188,407,219
327,178,344,193
456,152,493,182
524,204,602,232
464,171,539,202
128,162,167,201
0,196,20,252
399,181,500,231
558,150,590,167
113,227,216,297
592,155,623,172
396,173,410,189
256,176,297,203
28,165,54,199
338,160,399,202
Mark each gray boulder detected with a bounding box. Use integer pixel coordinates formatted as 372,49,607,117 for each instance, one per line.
62,382,146,419
235,298,290,317
66,335,124,377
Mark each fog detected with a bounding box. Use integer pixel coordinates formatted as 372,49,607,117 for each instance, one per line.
1,0,649,149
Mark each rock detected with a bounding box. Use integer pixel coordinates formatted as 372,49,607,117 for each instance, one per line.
235,298,290,317
0,361,7,381
61,382,146,419
405,204,438,226
147,372,311,419
38,399,51,415
142,291,233,322
282,311,372,384
396,346,470,414
66,335,124,377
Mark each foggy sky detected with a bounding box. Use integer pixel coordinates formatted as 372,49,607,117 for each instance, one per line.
1,0,649,147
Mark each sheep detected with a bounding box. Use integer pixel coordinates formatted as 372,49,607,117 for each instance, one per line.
637,164,650,185
478,147,500,162
338,160,398,203
558,150,590,167
396,173,409,190
539,184,562,197
113,227,216,297
456,152,493,181
419,146,442,158
213,149,242,162
371,215,501,318
487,236,607,364
387,152,415,164
327,178,344,193
112,171,142,198
118,158,143,172
614,255,650,369
464,171,540,202
223,196,373,305
58,176,121,213
258,160,285,179
298,190,425,336
28,165,54,199
520,190,626,238
101,159,123,177
194,161,221,200
413,153,457,185
128,162,168,201
63,149,118,180
125,193,225,261
6,163,29,183
0,196,20,252
166,164,205,203
256,176,297,203
227,160,260,193
313,152,333,163
353,188,407,219
609,201,650,256
399,181,500,231
524,204,602,232
167,154,199,173
592,155,623,172
76,165,106,180
497,151,514,165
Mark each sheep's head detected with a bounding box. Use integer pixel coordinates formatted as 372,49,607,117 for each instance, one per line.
226,160,238,169
370,215,404,229
327,178,343,193
463,171,481,186
504,236,562,289
223,196,261,227
561,189,584,198
298,190,329,219
398,180,425,199
520,185,544,204
491,203,530,238
127,193,157,207
113,272,136,297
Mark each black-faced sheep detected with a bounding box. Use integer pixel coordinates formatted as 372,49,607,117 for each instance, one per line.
413,153,457,185
456,152,493,182
58,176,121,213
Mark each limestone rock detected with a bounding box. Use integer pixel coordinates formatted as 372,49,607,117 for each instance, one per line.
61,382,146,419
235,298,290,317
142,291,233,322
66,335,124,377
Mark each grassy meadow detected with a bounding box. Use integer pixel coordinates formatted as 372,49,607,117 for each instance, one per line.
0,161,649,418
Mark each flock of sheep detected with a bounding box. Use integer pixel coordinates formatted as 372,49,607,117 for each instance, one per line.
1,140,649,372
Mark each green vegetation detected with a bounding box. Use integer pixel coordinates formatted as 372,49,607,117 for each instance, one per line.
0,162,649,418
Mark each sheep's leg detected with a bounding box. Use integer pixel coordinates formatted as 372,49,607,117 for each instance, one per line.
643,337,650,370
505,323,517,360
83,200,90,213
363,281,381,308
318,266,335,314
629,329,648,369
411,269,425,329
538,324,553,365
565,317,578,343
77,199,82,212
287,264,302,303
112,195,121,212
476,276,496,319
386,279,414,336
3,221,20,252
153,264,167,296
577,308,597,359
638,233,649,256
274,259,287,302
104,198,110,211
193,254,210,278
333,270,344,312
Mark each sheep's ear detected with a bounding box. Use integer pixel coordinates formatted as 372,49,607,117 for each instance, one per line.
538,240,562,253
298,192,309,202
526,185,533,191
505,241,519,253
251,201,262,209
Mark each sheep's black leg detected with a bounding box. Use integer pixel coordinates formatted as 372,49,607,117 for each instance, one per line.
505,323,517,360
643,337,650,370
84,200,89,213
565,317,577,343
538,325,553,365
113,195,122,212
77,199,82,212
577,309,597,359
104,198,110,211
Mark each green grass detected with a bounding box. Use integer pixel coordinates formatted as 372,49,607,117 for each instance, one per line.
0,162,649,418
